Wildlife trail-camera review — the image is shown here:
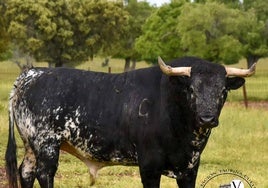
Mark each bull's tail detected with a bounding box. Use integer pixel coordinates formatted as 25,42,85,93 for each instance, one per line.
5,100,18,188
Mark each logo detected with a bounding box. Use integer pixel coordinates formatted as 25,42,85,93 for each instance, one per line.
200,169,255,188
230,180,244,188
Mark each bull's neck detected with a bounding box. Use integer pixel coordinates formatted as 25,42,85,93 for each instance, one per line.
191,127,211,152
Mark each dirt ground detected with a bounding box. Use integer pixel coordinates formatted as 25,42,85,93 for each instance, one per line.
226,101,268,110
1,102,267,187
0,167,7,188
249,101,268,109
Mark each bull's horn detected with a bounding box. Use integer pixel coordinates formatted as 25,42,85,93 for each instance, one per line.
225,63,257,77
158,56,191,77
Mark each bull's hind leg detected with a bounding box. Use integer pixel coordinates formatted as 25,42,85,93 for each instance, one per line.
19,145,36,188
35,139,60,188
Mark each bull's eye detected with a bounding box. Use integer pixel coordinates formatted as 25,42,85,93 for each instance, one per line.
189,86,195,99
221,87,228,98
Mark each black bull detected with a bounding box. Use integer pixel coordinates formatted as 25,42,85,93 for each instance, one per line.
5,56,256,188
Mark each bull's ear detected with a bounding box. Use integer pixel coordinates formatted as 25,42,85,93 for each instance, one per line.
226,77,245,90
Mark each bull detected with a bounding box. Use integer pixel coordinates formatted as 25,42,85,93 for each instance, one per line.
5,56,256,188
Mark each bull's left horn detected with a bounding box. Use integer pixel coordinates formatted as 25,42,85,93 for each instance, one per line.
225,63,257,77
158,56,191,77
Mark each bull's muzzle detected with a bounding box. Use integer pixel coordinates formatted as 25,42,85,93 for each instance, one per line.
198,115,219,128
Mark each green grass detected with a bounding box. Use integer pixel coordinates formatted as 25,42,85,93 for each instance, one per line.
197,103,268,187
0,59,267,187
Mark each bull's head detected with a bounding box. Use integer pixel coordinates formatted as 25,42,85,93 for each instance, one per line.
159,57,256,128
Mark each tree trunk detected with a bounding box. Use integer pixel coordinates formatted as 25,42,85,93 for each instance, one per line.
90,53,94,61
55,59,63,67
90,47,94,61
131,59,136,70
246,55,259,68
124,57,131,72
48,62,53,68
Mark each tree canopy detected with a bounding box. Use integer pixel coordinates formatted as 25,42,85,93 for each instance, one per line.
178,2,257,64
135,1,268,66
135,1,185,62
0,0,10,60
5,0,128,67
112,0,155,71
240,0,268,67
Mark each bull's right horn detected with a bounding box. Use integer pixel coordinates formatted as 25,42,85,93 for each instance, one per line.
158,56,191,77
225,63,257,77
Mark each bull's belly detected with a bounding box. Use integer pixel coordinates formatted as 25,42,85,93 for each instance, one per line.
60,140,138,166
60,141,184,180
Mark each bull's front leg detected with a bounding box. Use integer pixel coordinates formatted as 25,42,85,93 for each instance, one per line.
138,149,164,188
176,160,200,188
139,167,162,188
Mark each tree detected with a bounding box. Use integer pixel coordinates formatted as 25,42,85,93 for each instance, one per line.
206,0,268,67
136,0,267,67
6,0,128,67
112,0,154,71
178,2,260,65
240,0,268,67
135,1,186,63
0,0,10,60
6,0,71,66
70,0,129,62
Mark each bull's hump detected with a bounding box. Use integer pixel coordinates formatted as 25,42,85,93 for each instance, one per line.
14,68,44,91
23,69,44,82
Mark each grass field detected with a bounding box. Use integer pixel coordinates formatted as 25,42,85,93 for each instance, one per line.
0,58,267,187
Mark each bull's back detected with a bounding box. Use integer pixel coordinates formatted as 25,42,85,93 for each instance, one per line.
14,67,161,125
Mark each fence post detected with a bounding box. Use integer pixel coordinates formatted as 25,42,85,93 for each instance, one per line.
108,67,111,73
242,84,248,108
